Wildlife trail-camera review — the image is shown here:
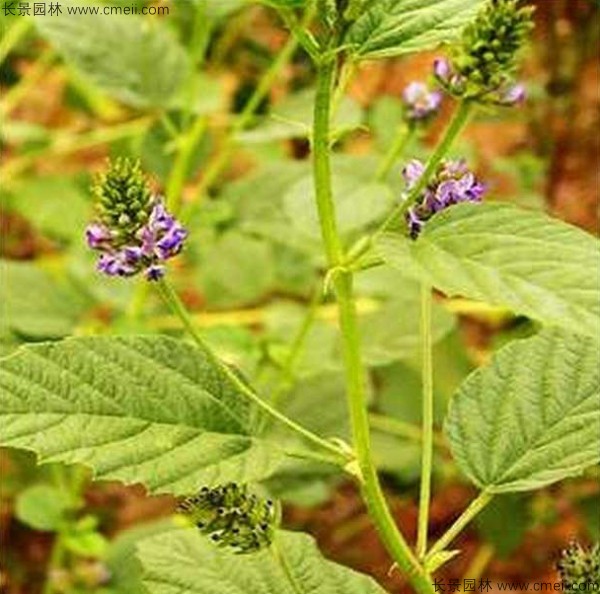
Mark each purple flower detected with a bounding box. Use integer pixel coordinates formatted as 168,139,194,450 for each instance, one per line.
402,159,426,188
403,159,486,238
497,83,526,106
402,82,442,121
86,197,187,282
85,223,113,250
97,252,136,277
433,58,451,83
144,264,165,281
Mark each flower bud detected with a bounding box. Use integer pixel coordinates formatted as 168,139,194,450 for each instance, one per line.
557,541,600,590
176,483,280,554
433,0,533,106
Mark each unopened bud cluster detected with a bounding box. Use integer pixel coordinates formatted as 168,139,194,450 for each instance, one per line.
434,0,533,106
557,542,600,589
177,483,279,554
85,158,187,281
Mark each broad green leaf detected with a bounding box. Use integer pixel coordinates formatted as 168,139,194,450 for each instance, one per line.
138,529,388,594
378,203,600,338
0,336,284,494
15,484,72,531
345,0,486,60
0,260,91,338
445,328,600,493
34,7,191,108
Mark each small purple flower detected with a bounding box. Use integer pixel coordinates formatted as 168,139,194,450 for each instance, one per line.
87,196,187,282
433,58,451,83
402,159,426,188
85,223,113,250
144,264,165,281
402,82,442,121
497,83,526,106
97,252,136,277
403,159,486,238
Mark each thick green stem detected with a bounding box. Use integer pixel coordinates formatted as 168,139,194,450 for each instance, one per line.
417,283,434,559
426,491,493,562
312,58,434,594
155,278,348,464
375,123,416,182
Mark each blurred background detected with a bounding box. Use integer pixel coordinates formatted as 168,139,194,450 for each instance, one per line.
1,1,598,592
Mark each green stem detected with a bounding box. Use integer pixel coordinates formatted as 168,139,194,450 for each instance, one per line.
426,491,493,562
166,115,208,213
417,283,434,559
346,100,474,266
155,278,348,464
0,17,31,64
312,57,434,594
374,123,416,182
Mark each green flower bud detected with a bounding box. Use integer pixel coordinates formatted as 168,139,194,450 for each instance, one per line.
176,483,281,554
92,157,153,246
557,541,600,589
452,0,534,97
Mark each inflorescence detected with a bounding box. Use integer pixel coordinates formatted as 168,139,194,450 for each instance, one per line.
433,0,533,106
176,483,280,554
85,158,187,281
403,159,486,238
557,541,600,589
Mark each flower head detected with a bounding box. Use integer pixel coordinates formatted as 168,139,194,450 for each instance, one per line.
433,0,533,106
402,82,443,122
557,542,600,590
177,483,280,554
86,158,187,281
403,159,486,238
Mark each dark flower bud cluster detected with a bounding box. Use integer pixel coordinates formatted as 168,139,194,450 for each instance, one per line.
402,82,443,123
557,541,600,589
403,159,486,238
176,483,280,554
434,0,534,106
85,158,187,281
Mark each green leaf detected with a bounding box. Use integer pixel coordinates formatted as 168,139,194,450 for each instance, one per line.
345,0,486,60
445,328,600,493
34,7,191,108
138,529,387,594
0,336,284,495
0,260,91,339
15,484,72,531
198,232,276,308
378,203,600,338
